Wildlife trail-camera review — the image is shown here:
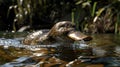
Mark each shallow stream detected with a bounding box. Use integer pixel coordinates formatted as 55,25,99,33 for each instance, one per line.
0,32,120,67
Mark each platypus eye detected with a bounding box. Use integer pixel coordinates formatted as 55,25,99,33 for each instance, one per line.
67,23,74,27
72,25,75,28
58,25,66,28
58,22,75,29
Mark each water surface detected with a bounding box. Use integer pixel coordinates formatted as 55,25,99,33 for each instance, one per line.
0,32,120,67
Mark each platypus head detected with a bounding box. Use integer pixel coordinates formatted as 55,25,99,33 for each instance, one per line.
22,21,92,45
48,21,92,41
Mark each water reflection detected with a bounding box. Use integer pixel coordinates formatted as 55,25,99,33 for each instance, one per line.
115,46,120,56
0,33,120,67
90,34,120,57
92,47,107,57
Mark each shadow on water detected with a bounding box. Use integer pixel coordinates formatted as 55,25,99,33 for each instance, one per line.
0,32,120,67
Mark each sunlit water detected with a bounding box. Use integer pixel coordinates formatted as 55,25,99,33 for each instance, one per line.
0,32,120,67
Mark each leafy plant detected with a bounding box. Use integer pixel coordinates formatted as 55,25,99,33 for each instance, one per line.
5,0,120,34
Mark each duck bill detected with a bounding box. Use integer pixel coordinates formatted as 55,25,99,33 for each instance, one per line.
68,31,92,41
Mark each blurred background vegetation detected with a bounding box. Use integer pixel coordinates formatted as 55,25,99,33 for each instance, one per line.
0,0,120,34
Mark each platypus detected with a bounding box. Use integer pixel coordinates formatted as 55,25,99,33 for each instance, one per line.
22,21,92,45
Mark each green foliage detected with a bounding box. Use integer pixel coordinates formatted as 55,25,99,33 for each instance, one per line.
75,0,120,34
7,0,32,31
6,0,120,34
91,2,97,17
7,0,76,31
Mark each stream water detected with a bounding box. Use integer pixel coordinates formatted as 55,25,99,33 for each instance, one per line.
0,32,120,67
